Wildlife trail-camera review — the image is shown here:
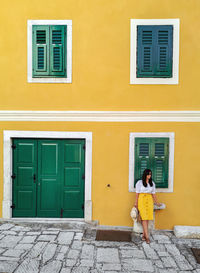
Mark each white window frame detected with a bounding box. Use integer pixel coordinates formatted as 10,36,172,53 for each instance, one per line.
130,19,180,84
27,20,72,83
129,132,175,192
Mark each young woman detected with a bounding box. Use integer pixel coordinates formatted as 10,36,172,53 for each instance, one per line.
134,169,161,244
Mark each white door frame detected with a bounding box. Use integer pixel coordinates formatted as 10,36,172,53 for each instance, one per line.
2,130,92,221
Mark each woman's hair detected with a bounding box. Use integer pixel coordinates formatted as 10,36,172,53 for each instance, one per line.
142,169,153,187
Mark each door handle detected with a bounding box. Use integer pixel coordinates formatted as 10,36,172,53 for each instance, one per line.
33,174,36,183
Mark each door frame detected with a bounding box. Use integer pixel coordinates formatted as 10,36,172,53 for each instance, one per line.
2,130,92,221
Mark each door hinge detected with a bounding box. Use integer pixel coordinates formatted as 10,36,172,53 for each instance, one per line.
60,208,64,218
10,204,15,209
82,203,84,210
82,174,85,179
11,144,16,149
11,174,16,179
83,145,85,150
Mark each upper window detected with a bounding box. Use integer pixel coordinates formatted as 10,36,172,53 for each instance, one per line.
28,20,72,83
130,19,180,84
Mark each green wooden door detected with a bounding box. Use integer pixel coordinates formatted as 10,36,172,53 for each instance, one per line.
61,140,85,218
12,139,85,218
12,139,37,217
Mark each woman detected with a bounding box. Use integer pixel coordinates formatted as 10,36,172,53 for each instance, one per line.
134,169,161,244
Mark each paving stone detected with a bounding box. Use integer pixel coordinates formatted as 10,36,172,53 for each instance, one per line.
72,267,90,273
3,249,24,257
65,258,77,266
37,234,57,241
0,256,20,261
165,244,181,256
56,252,65,260
43,230,59,235
159,269,179,273
0,247,5,254
80,259,94,267
123,258,154,272
20,235,37,244
158,251,170,257
15,258,40,273
67,249,80,259
153,235,171,241
0,261,18,273
74,232,83,240
26,232,41,236
72,240,83,249
42,243,57,263
176,260,194,270
0,223,14,230
40,260,62,273
142,242,159,259
57,232,74,245
15,243,33,250
11,226,31,232
0,235,22,248
120,249,145,258
27,241,47,258
81,244,94,259
161,257,178,268
2,230,17,235
60,268,72,273
97,248,120,263
154,260,164,268
150,242,166,252
102,263,121,270
59,245,69,253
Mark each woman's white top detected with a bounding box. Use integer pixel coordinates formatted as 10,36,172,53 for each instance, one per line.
135,180,156,194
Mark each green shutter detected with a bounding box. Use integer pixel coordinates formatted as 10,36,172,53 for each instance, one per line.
32,25,50,77
151,138,169,188
50,25,66,77
134,139,151,186
134,138,169,188
137,25,173,78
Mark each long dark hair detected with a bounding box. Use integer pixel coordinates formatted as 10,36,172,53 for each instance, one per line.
142,169,153,187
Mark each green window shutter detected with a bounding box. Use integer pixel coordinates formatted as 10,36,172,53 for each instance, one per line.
134,138,151,186
137,25,173,78
134,138,169,188
32,25,50,77
50,25,66,77
151,138,169,188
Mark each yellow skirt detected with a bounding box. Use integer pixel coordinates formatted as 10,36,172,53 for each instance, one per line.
138,193,154,220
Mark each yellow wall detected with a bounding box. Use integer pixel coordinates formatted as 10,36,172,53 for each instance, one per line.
1,121,200,229
0,0,200,110
0,0,200,229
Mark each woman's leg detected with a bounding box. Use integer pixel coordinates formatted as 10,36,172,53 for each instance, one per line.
142,220,149,239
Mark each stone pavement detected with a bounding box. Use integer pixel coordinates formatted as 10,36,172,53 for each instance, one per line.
0,222,200,273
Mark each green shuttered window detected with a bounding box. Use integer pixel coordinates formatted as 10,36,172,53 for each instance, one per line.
32,25,66,78
137,25,173,78
134,138,169,188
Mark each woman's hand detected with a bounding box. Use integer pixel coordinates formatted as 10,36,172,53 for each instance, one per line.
155,202,162,207
134,203,138,208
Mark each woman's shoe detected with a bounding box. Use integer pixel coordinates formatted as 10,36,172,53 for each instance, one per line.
142,235,145,241
145,238,150,244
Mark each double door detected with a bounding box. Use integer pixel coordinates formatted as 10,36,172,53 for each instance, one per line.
12,139,85,218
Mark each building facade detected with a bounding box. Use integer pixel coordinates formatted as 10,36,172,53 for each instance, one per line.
0,0,200,230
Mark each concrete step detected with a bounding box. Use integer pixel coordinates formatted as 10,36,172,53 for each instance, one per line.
174,225,200,238
0,218,98,230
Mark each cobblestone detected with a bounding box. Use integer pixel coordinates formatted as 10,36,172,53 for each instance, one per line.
0,223,199,272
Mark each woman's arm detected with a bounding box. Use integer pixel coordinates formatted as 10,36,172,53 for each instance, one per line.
134,193,139,208
152,194,161,206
